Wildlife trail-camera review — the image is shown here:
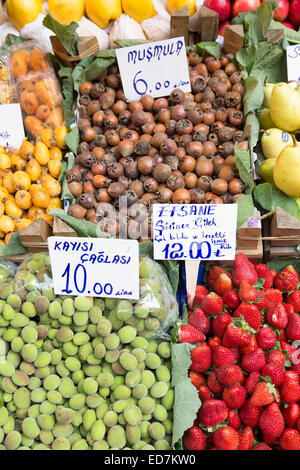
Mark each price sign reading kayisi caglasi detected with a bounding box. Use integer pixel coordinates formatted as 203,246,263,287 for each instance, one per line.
115,37,191,101
287,45,300,81
152,204,237,261
48,237,139,300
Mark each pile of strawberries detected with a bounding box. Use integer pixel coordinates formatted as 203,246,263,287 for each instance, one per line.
181,254,300,450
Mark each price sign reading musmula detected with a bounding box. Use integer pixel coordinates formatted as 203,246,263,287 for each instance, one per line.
116,37,191,101
287,45,300,81
153,204,237,261
48,237,139,300
0,103,25,149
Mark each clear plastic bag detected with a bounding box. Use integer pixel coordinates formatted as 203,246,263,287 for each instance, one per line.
0,54,16,104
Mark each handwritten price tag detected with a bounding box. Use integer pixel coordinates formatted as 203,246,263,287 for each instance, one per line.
153,204,237,261
287,45,300,82
116,37,191,101
48,237,139,300
0,103,25,149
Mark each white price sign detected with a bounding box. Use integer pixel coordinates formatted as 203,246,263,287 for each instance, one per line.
287,45,300,81
116,37,191,101
48,237,139,300
153,204,237,261
0,103,25,149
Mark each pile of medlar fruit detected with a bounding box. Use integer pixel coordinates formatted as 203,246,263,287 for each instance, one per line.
67,51,248,238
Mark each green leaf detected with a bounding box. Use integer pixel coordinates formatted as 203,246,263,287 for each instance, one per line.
269,19,300,44
196,42,221,57
43,13,79,56
243,76,264,117
254,183,300,220
245,0,276,45
254,278,266,289
171,343,201,447
64,127,79,155
0,34,24,53
0,232,28,257
182,303,188,324
234,144,254,193
61,72,75,129
49,210,110,238
267,258,300,272
245,112,261,149
114,39,149,48
83,57,116,83
61,152,76,204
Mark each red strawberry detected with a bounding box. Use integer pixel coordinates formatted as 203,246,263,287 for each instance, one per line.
207,266,227,289
214,272,233,296
190,342,212,373
232,253,257,287
262,433,277,446
280,375,300,403
189,371,205,390
228,409,241,430
262,362,284,386
240,335,258,354
175,323,206,343
266,303,288,329
239,400,261,427
250,381,278,407
233,303,261,330
258,403,284,438
222,384,247,409
287,289,300,311
284,302,295,315
198,385,213,402
212,345,235,367
251,443,271,450
208,336,221,350
222,290,239,310
201,292,223,317
257,327,277,350
254,264,273,289
216,364,244,386
241,348,266,373
266,349,286,367
198,399,228,427
212,313,231,338
183,426,206,450
238,280,258,302
207,371,223,394
188,308,210,335
274,265,299,292
280,429,300,450
213,426,239,450
238,426,254,450
285,312,300,341
222,320,254,348
230,347,241,363
192,285,209,308
283,403,300,428
245,371,260,394
261,289,283,309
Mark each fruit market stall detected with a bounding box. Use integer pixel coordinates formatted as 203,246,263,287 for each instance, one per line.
0,0,299,454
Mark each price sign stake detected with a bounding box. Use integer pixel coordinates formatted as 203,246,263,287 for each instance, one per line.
116,37,191,101
48,237,139,300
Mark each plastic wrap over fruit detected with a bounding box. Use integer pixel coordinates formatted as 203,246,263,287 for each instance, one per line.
0,260,18,285
109,14,146,49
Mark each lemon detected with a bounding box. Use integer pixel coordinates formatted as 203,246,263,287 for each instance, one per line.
48,0,85,25
6,0,42,30
122,0,157,22
86,0,122,28
260,158,276,185
167,0,196,16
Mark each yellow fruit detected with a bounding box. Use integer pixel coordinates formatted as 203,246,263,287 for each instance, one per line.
48,0,84,25
55,126,68,149
41,174,61,197
0,241,5,246
6,0,42,30
47,197,62,215
86,0,122,28
0,215,15,233
4,232,14,245
2,173,15,194
262,83,276,108
0,201,4,217
261,128,293,160
167,0,196,16
34,141,50,166
0,187,9,202
49,147,63,161
40,214,54,224
11,154,27,172
26,159,42,182
15,190,32,210
41,128,57,149
31,188,51,208
122,0,156,22
5,200,23,219
15,218,32,232
13,171,31,191
28,206,45,220
259,108,275,131
274,137,300,197
0,153,11,171
48,160,62,179
270,83,300,133
260,158,276,185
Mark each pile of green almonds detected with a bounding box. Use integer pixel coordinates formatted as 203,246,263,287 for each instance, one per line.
0,254,178,450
